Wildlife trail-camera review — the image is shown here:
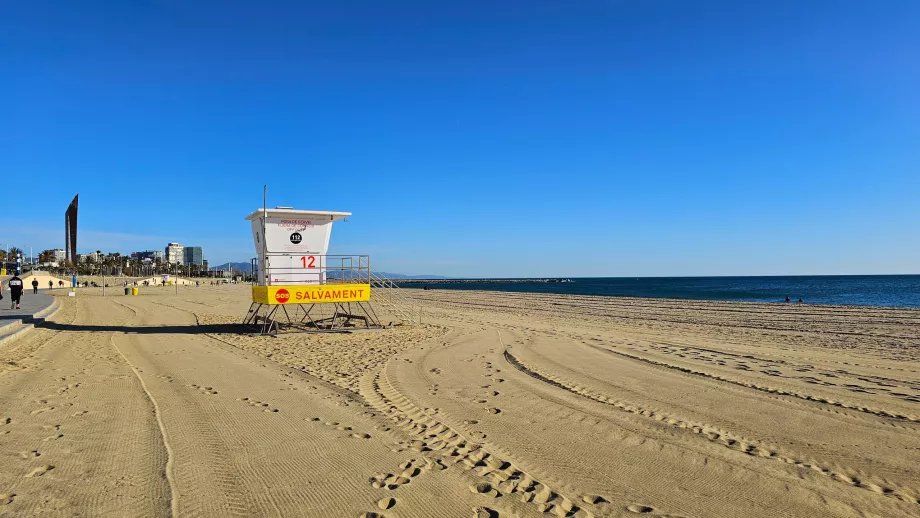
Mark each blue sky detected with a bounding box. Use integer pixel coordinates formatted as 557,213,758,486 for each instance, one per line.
2,1,918,277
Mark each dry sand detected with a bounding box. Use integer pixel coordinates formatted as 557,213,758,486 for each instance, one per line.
1,285,919,517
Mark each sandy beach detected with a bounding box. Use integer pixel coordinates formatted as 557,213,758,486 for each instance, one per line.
2,285,919,517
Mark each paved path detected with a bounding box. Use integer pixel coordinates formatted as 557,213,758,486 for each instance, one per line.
0,289,56,327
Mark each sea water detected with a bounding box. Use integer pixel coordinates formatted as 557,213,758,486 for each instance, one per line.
398,275,920,308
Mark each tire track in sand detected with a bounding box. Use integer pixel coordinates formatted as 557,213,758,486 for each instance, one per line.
108,301,180,517
589,343,920,424
503,349,920,506
111,298,254,517
359,359,680,517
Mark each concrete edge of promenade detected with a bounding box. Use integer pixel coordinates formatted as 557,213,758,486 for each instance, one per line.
0,293,61,346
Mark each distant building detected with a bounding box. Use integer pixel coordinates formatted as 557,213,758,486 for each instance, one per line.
202,259,209,271
78,251,101,264
132,250,164,263
183,246,203,266
51,249,66,262
165,242,184,264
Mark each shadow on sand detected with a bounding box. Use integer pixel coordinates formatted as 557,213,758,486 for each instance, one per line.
36,321,253,335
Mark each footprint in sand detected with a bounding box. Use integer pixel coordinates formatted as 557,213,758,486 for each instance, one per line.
0,493,15,505
42,434,64,442
470,482,501,498
581,494,607,504
385,475,411,490
351,433,371,439
193,385,218,395
486,408,501,415
30,407,54,415
238,398,278,412
626,504,655,514
377,497,396,510
25,465,54,478
1,417,11,425
71,411,88,417
473,507,498,518
19,451,40,459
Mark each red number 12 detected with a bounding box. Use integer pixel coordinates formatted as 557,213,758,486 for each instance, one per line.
300,256,316,268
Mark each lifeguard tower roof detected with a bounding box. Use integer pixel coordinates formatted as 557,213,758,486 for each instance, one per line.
245,208,351,221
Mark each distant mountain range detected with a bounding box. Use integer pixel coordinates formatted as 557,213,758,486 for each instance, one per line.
209,262,252,272
209,262,449,280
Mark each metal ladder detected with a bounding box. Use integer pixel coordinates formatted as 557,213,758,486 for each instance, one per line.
366,270,418,325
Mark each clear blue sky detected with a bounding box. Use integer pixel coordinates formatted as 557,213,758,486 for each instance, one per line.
2,1,918,277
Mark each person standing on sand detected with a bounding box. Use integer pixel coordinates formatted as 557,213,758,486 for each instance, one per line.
7,274,24,310
31,278,39,294
785,296,790,303
48,280,53,290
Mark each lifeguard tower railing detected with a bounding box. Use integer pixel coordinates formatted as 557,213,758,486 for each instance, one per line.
250,254,418,324
252,254,372,286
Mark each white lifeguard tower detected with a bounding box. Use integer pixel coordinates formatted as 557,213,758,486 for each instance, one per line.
242,205,414,334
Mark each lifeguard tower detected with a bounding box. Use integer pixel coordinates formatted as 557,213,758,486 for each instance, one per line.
242,206,416,334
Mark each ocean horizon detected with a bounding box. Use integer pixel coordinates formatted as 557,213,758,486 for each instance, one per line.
397,274,920,308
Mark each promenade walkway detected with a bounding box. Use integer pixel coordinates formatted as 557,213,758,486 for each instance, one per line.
0,288,58,343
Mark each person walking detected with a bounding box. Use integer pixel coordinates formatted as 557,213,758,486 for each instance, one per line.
31,278,39,294
48,280,53,290
8,274,24,310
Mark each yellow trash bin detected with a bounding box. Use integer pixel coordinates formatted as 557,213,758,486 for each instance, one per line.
132,287,139,296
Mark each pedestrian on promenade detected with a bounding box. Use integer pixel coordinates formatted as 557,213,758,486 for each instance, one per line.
31,278,39,294
7,274,24,310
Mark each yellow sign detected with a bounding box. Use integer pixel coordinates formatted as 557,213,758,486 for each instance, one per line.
252,284,371,305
